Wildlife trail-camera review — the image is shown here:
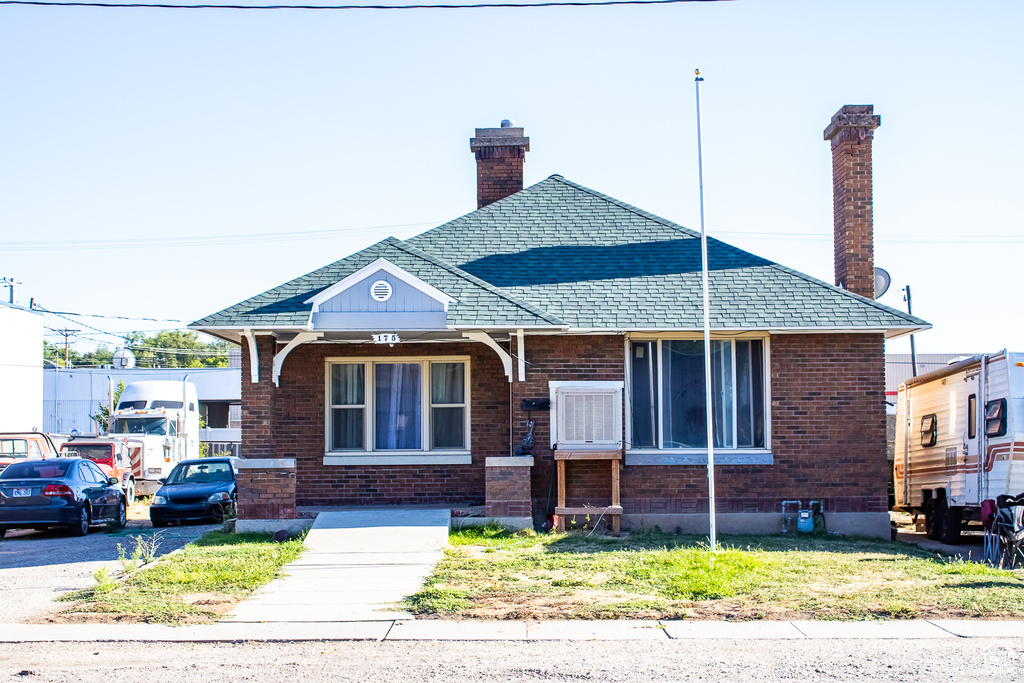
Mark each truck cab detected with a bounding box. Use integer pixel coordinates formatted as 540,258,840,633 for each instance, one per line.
59,437,139,505
0,432,60,473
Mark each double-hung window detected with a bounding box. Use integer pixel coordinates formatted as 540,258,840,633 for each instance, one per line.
326,357,470,462
628,338,768,452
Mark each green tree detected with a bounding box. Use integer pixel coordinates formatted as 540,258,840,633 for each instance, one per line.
125,330,233,368
43,331,233,369
91,380,125,433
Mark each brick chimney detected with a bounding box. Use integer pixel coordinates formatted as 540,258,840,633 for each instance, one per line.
470,120,530,208
824,105,881,299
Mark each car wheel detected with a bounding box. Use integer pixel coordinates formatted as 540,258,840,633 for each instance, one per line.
212,504,225,524
111,499,127,531
0,526,6,539
124,481,136,507
70,507,90,537
151,519,168,528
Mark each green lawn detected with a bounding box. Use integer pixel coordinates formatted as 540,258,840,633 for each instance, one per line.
56,531,304,625
404,526,1024,621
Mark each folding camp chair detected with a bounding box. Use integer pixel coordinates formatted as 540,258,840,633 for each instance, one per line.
986,494,1024,569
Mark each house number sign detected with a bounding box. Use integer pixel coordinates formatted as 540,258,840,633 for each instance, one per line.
372,334,401,344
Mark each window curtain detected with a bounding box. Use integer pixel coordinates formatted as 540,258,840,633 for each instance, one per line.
662,340,733,448
375,363,421,449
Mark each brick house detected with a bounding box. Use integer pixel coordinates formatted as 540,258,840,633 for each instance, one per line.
193,107,927,538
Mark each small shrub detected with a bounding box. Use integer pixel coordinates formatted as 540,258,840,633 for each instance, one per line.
93,567,116,595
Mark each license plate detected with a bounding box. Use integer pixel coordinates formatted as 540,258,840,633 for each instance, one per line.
13,488,31,498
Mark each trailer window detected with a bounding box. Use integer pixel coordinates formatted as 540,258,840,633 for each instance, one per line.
920,414,937,447
968,394,977,439
986,399,1008,438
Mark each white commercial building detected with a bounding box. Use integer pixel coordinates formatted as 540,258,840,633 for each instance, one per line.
43,361,241,455
0,302,44,432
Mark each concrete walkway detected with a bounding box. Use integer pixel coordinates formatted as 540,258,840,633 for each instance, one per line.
226,509,451,623
8,619,1024,643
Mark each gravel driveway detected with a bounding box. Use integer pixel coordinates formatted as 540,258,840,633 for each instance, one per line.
0,507,217,623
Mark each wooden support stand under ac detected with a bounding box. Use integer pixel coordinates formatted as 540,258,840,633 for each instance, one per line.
554,450,623,533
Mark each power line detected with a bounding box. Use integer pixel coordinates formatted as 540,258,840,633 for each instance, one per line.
38,310,190,323
0,222,435,252
0,0,724,9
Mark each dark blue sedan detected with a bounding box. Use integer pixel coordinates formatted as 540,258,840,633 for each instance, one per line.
0,458,127,538
150,458,238,527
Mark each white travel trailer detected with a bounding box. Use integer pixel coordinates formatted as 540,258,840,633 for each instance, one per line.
108,380,200,496
894,351,1024,544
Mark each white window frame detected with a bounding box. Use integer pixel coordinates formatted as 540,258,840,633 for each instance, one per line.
323,355,471,466
624,334,773,466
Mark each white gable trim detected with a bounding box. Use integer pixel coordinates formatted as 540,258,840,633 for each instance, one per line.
304,258,456,313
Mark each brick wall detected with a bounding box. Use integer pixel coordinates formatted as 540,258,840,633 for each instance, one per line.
237,463,297,520
268,340,509,506
618,333,888,516
514,333,888,519
240,332,886,518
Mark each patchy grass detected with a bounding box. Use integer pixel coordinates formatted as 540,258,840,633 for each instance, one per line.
53,531,304,625
404,525,1024,621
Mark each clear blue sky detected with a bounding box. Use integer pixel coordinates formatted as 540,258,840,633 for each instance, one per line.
1,0,1020,356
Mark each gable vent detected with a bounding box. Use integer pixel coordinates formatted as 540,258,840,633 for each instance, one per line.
370,280,393,302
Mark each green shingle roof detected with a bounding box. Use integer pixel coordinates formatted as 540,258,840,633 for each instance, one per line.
193,175,927,334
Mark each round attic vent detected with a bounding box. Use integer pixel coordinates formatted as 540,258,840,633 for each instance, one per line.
370,280,393,302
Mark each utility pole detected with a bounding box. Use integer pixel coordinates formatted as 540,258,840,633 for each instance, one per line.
1,276,20,305
54,328,80,368
902,286,918,377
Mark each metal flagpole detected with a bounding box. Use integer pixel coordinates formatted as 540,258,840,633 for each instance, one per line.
694,68,717,551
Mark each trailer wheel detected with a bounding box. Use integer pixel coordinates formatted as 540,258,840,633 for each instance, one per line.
940,506,963,545
124,479,136,507
925,499,945,541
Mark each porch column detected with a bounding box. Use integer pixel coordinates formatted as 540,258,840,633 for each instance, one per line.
484,456,534,530
241,334,278,459
235,458,311,537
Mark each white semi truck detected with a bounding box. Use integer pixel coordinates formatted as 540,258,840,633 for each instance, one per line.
108,379,200,496
894,351,1024,544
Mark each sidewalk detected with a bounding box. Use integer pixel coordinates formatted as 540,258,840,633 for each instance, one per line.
7,619,1024,643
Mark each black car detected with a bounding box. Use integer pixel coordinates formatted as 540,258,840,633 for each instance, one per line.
150,458,238,527
0,458,127,538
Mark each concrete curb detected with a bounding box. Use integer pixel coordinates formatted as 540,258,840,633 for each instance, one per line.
6,619,1024,643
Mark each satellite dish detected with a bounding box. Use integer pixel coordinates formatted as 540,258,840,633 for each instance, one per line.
113,348,136,369
874,267,891,298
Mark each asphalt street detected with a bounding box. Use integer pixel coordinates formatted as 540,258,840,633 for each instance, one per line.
3,638,1024,682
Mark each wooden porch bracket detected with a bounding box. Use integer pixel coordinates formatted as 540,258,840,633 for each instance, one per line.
272,332,323,387
462,331,513,381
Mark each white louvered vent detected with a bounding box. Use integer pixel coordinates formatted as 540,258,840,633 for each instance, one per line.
550,382,623,450
370,280,393,302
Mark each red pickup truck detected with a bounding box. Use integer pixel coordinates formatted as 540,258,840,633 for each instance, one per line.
59,437,139,505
